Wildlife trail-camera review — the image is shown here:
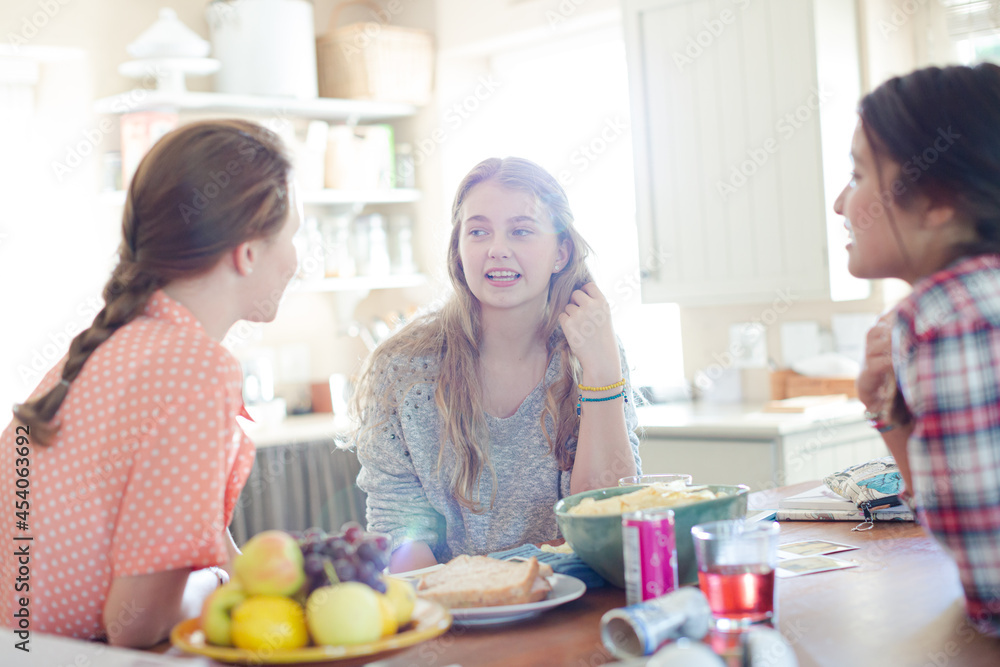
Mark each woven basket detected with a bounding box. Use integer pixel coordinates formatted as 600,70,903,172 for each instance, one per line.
317,0,434,105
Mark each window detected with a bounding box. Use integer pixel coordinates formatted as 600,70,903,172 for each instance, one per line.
439,25,687,395
944,0,1000,63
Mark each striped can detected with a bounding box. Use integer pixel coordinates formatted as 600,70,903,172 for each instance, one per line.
622,508,678,606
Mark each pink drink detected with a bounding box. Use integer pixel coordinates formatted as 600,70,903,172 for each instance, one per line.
698,563,775,623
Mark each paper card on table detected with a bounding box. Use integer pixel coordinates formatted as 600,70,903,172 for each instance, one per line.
778,540,858,558
776,555,858,578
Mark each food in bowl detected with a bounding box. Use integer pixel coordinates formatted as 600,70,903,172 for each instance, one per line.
555,484,750,588
567,481,721,516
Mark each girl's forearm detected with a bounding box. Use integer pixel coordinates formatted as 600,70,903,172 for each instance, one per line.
104,567,217,648
571,404,636,494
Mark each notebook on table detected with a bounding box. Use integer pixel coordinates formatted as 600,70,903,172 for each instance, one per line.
776,484,914,522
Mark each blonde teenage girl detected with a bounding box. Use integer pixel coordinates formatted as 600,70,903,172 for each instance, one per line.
1,119,299,646
351,157,641,572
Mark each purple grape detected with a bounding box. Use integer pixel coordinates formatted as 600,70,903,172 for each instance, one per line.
303,554,326,577
372,534,390,552
331,542,355,561
342,523,364,545
333,558,357,583
371,553,389,572
357,541,379,562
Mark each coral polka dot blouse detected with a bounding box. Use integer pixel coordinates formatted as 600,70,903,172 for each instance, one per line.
0,290,256,639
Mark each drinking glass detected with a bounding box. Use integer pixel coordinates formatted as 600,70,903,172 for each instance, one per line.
618,474,693,487
691,519,780,631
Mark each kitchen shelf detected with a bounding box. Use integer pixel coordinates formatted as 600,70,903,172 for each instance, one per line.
301,189,420,205
93,90,418,122
100,188,421,206
293,273,428,293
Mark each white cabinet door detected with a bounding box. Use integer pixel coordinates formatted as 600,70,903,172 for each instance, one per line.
639,436,778,490
623,0,839,305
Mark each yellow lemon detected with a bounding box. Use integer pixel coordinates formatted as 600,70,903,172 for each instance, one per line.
383,576,417,626
230,595,309,651
376,592,399,637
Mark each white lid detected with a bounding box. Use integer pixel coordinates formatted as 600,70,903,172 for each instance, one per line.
127,8,210,59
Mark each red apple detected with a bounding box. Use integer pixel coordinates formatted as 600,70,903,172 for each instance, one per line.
234,530,306,597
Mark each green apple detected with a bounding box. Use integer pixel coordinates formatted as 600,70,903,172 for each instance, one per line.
234,530,306,597
306,582,383,646
200,582,247,647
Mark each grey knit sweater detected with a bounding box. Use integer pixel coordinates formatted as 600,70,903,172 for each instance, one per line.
355,348,641,562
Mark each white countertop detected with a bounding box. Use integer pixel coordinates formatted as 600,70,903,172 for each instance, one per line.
240,400,870,448
239,412,349,448
636,400,868,440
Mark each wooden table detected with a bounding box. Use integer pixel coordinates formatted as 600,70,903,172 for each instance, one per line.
162,483,1000,666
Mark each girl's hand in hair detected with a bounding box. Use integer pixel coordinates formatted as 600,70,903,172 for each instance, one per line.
559,282,621,384
857,312,897,417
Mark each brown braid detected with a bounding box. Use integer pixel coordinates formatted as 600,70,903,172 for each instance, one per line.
13,118,292,444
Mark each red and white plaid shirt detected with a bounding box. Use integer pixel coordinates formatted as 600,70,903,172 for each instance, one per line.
895,254,1000,636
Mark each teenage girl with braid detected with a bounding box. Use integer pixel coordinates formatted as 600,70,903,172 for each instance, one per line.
0,119,299,646
838,64,1000,635
350,157,640,572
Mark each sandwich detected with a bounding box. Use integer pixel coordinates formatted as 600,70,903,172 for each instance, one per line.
416,555,553,608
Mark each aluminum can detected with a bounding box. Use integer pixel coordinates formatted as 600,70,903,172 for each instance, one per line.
622,508,678,606
600,587,712,659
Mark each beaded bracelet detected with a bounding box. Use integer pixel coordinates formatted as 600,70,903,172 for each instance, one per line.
864,409,897,434
578,378,626,392
576,390,628,416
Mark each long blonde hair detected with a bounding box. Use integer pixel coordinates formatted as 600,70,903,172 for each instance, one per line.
351,157,593,512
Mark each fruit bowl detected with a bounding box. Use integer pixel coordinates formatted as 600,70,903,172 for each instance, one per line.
554,484,750,587
171,598,451,664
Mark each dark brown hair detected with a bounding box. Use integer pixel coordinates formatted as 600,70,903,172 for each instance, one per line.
859,64,1000,426
859,63,1000,258
14,119,292,442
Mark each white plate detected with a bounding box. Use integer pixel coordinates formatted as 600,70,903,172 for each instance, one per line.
448,574,587,626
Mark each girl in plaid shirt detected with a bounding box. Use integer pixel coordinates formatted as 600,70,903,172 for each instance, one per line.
839,64,1000,636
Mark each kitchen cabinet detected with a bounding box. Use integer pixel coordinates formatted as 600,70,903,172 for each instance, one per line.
92,90,427,295
622,0,861,305
636,402,886,490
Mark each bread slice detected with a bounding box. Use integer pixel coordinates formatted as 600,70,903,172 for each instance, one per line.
526,573,552,603
416,555,545,608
